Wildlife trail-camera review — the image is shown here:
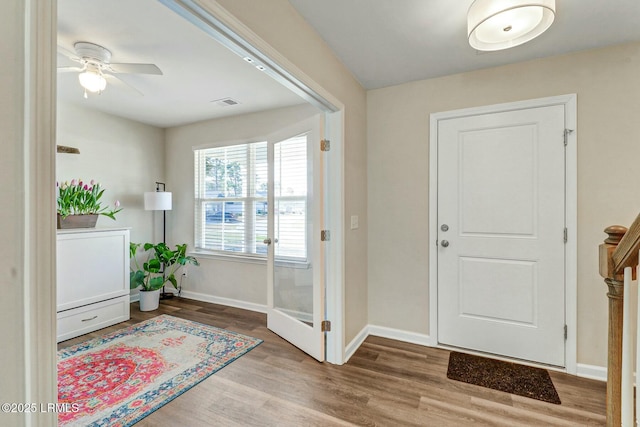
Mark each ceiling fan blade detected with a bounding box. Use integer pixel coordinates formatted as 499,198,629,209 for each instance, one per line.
57,45,82,62
108,63,163,75
57,66,84,73
104,73,145,97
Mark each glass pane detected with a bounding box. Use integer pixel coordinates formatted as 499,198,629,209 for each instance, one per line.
274,133,313,326
203,145,247,197
274,134,308,260
202,201,245,253
275,199,306,259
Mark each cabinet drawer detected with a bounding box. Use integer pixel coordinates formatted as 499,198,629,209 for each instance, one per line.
57,296,130,343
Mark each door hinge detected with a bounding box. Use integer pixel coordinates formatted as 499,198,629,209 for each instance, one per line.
564,324,568,340
321,320,331,332
321,139,331,151
563,129,574,146
321,230,331,241
563,227,568,243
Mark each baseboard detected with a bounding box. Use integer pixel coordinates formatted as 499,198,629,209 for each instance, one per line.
576,363,607,382
368,324,431,347
345,325,370,363
130,294,139,303
344,324,432,363
179,290,267,313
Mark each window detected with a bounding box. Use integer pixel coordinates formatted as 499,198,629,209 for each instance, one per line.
194,133,309,261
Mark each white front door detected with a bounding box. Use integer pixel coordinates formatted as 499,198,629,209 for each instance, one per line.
265,117,326,361
436,104,566,367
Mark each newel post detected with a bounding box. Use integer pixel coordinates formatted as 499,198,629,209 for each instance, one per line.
599,225,627,427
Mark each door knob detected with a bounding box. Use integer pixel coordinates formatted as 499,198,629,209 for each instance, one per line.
441,240,449,247
441,224,449,232
263,238,272,245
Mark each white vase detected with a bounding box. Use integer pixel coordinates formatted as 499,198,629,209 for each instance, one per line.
139,289,161,311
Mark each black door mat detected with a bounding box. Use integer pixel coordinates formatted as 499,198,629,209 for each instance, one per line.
446,351,561,404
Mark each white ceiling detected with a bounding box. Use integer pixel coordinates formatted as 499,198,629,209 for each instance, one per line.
58,1,640,128
57,0,306,128
288,0,640,89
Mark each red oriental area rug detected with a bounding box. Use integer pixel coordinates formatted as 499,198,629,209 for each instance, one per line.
57,314,262,426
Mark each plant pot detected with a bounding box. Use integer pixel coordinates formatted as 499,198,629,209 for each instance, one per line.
57,214,98,229
139,289,161,311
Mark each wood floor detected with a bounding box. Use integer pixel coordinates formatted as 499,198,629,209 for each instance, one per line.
58,297,606,426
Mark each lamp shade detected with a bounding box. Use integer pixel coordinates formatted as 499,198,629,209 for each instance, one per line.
144,191,172,211
78,70,107,93
468,0,555,51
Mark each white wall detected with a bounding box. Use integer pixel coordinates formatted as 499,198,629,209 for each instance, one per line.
56,102,165,244
165,104,319,305
214,0,368,344
367,41,640,368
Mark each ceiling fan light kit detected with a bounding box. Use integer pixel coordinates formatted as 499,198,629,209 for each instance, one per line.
467,0,556,51
78,68,107,94
58,41,162,98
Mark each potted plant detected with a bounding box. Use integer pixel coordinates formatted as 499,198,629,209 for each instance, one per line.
56,179,122,229
130,242,199,311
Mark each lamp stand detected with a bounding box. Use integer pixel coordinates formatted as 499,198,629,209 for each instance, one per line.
155,181,173,301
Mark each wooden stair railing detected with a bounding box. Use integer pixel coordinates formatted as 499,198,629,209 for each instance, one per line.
599,213,640,427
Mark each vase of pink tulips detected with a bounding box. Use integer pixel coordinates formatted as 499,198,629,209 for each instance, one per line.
56,179,122,229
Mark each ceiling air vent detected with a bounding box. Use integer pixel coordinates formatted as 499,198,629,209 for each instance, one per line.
211,97,240,107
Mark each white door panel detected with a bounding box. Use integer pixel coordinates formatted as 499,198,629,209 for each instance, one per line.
437,105,566,367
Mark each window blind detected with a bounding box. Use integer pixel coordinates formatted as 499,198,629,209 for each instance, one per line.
193,132,309,260
194,141,267,255
274,135,308,260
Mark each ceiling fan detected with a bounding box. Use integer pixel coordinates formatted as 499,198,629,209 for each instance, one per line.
57,41,163,98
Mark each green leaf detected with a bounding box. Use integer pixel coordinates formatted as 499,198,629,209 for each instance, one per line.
167,274,178,289
148,276,165,290
146,258,161,273
129,242,141,258
130,270,145,289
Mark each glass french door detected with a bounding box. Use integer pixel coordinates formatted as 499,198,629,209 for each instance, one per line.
265,116,325,361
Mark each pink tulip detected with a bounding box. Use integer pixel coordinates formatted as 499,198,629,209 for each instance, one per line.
83,184,88,190
78,181,84,188
71,179,77,186
90,179,95,186
56,181,59,187
115,200,121,208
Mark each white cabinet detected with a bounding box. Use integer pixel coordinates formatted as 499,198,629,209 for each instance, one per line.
56,227,130,342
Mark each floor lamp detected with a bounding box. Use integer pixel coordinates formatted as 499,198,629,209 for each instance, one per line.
144,182,173,300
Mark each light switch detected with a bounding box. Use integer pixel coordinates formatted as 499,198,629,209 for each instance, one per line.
350,215,359,230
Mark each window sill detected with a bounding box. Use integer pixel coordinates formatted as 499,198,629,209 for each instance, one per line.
190,250,310,269
190,250,265,265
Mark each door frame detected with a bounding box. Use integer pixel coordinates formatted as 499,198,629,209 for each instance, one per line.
428,94,577,374
157,0,347,364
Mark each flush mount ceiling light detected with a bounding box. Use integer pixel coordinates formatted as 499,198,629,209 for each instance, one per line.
468,0,556,51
